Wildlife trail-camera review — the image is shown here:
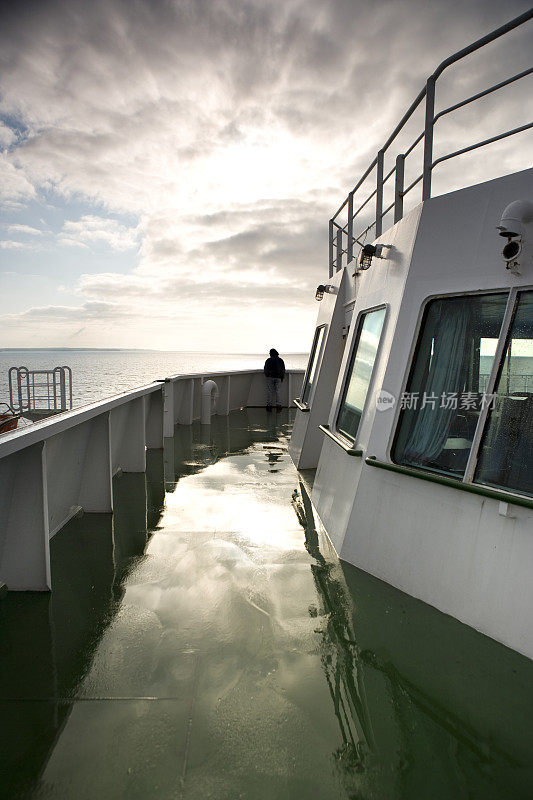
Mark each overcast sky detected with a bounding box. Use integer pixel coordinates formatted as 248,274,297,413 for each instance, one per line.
1,0,532,352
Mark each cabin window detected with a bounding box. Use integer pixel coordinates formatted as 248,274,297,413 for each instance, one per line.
393,293,508,477
301,325,326,405
475,291,533,496
337,307,386,441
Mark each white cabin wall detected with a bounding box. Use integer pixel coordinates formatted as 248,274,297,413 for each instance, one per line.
312,204,424,550
312,437,364,545
340,463,533,658
333,167,533,658
289,269,348,469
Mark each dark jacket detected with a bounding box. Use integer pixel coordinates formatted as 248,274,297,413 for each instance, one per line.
264,356,285,381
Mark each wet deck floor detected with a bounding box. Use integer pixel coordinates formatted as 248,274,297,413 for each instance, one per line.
1,409,533,799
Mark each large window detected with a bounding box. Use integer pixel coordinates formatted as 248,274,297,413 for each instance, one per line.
301,325,326,405
393,293,508,477
475,291,533,496
337,307,386,441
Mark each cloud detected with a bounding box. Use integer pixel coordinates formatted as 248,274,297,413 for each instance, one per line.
57,238,90,249
0,239,44,251
69,326,86,337
61,215,139,250
12,300,126,319
0,154,36,201
7,223,43,235
0,123,16,148
0,0,532,349
1,241,27,250
77,269,307,310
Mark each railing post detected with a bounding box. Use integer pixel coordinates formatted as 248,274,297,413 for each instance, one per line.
59,368,66,411
218,375,231,415
110,396,146,473
394,154,405,223
145,389,164,449
422,76,436,200
78,412,113,513
0,442,51,590
177,379,195,425
163,379,175,437
375,150,384,237
328,220,334,278
17,369,23,413
336,227,342,272
67,366,73,409
347,191,354,263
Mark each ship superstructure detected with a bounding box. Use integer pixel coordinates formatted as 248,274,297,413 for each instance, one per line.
290,10,533,659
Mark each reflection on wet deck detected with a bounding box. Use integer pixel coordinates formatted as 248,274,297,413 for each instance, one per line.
1,409,533,799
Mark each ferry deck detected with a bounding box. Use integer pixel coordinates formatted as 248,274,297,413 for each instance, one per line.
1,409,533,799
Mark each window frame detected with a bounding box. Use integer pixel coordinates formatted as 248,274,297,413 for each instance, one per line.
389,286,533,498
299,324,327,408
334,303,388,446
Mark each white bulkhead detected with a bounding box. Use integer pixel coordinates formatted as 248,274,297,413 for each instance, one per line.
294,166,533,659
289,268,354,470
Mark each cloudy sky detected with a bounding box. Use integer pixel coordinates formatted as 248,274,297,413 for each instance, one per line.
1,0,532,352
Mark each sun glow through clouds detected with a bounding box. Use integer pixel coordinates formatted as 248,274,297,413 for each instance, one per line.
1,0,532,351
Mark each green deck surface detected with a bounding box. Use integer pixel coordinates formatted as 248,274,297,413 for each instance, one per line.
1,409,533,799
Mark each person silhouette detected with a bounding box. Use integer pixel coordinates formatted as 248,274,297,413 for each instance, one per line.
263,348,285,412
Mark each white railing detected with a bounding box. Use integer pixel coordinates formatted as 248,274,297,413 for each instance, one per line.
0,369,304,592
9,365,73,416
329,10,533,276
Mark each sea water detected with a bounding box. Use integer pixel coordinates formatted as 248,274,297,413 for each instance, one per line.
0,349,308,409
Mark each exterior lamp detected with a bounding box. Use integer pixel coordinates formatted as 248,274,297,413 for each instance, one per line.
315,284,337,301
358,243,389,271
359,244,377,270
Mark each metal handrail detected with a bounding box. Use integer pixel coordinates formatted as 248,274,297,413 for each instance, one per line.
433,66,533,123
432,122,533,169
402,173,423,198
329,10,533,276
404,131,424,159
391,124,533,210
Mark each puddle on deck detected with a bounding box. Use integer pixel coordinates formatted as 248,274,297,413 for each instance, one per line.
1,408,532,799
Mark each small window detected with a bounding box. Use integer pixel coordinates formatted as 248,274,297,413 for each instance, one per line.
337,307,386,441
475,290,533,496
301,325,326,405
393,293,508,477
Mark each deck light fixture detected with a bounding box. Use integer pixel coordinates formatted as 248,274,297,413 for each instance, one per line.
315,284,337,301
359,245,376,270
358,243,389,270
